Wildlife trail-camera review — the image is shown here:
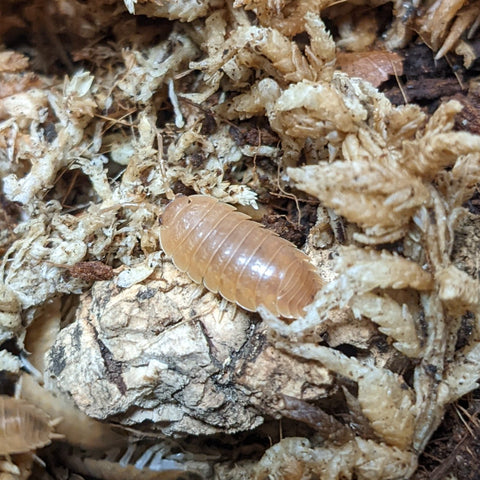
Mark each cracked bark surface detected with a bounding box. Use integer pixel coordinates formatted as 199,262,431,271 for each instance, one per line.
46,261,332,436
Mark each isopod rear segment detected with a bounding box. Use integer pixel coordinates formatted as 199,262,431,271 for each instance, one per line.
159,195,323,318
0,395,54,455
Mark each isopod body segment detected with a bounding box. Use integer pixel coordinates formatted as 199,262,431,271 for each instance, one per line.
0,396,54,455
159,195,323,318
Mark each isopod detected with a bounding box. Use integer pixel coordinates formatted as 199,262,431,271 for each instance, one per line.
159,195,322,318
0,396,56,455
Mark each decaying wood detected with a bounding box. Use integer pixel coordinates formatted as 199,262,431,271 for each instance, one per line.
45,262,333,435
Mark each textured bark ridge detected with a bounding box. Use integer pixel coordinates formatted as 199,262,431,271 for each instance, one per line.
46,262,332,436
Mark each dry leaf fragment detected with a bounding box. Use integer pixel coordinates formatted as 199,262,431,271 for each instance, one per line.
336,50,403,87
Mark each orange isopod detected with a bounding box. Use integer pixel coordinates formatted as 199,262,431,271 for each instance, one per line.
0,396,55,455
159,195,322,318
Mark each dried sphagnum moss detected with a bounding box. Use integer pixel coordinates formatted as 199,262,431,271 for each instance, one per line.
1,0,480,478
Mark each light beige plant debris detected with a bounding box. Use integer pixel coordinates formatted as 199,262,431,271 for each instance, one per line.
1,0,480,479
254,436,418,480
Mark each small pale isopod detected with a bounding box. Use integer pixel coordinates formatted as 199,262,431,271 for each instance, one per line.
159,195,323,318
0,396,56,455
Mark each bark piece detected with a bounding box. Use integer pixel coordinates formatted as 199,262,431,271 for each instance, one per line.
45,262,333,436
